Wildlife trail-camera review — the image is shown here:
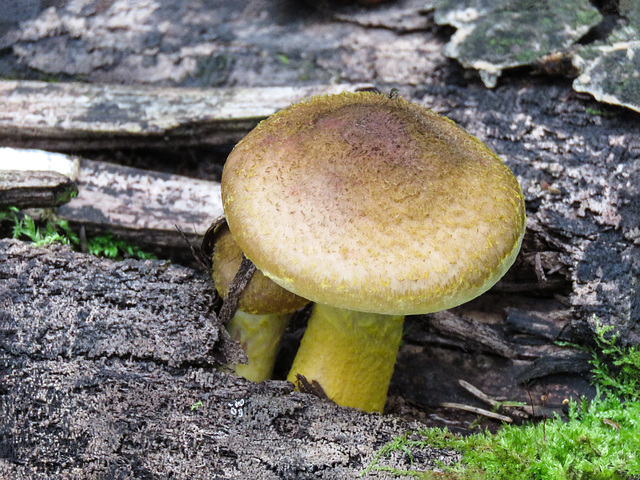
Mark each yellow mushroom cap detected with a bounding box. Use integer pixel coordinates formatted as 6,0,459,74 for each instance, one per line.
222,92,526,316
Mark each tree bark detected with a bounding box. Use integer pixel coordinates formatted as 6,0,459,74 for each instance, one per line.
0,240,458,479
1,0,639,477
0,170,77,208
0,82,368,151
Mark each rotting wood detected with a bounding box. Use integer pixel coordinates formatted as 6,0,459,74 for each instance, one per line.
55,158,223,259
0,0,442,89
0,81,371,151
0,239,243,368
0,239,459,480
0,147,224,263
1,1,640,476
0,169,77,208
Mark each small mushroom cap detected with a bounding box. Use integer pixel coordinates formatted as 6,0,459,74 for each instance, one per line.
212,224,309,315
222,92,525,315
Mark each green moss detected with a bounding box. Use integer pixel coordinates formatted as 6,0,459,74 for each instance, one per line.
585,107,618,117
590,321,640,403
0,207,78,247
86,233,156,260
276,53,290,65
365,318,640,479
0,207,156,260
574,7,602,28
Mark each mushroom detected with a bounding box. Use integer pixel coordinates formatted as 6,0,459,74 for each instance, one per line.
211,222,309,381
221,91,526,412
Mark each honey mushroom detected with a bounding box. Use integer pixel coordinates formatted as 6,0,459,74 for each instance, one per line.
221,91,526,412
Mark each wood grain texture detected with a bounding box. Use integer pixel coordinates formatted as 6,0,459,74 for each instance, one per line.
0,81,369,150
0,240,458,479
0,148,224,262
56,158,223,257
0,169,77,207
1,0,639,477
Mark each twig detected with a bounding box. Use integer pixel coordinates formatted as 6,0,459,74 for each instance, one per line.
440,402,513,423
458,379,499,407
175,224,211,272
218,255,257,325
458,379,532,418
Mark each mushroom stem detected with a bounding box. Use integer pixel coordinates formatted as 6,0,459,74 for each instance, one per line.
287,303,404,413
226,310,290,382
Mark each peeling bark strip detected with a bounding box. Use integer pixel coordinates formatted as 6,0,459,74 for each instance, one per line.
0,81,370,150
0,240,458,479
218,256,258,325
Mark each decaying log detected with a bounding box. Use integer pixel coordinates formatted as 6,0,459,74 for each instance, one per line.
0,1,441,89
1,1,640,477
0,239,243,368
0,169,77,208
0,81,369,151
0,147,223,263
0,239,459,479
55,158,223,260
